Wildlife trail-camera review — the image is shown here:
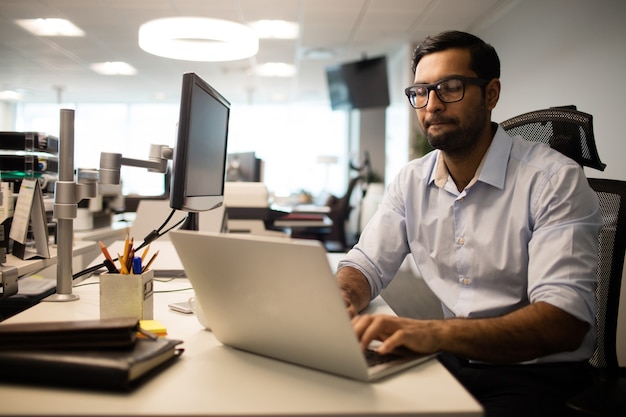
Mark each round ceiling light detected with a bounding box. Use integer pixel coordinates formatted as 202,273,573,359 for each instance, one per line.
138,17,259,62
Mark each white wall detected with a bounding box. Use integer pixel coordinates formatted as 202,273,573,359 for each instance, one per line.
478,0,626,181
385,44,414,183
0,102,16,129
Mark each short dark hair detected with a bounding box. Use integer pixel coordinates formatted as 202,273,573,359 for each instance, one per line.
411,30,500,81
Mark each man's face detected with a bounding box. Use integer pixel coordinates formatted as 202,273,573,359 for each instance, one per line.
413,48,490,157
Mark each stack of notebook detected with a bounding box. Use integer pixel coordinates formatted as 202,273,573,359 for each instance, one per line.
0,317,183,391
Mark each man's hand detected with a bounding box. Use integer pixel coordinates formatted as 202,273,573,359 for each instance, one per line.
352,314,441,355
350,302,589,363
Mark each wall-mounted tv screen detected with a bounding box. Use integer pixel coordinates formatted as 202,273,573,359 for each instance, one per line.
326,56,390,111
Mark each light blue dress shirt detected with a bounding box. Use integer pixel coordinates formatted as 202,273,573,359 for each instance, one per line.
338,125,602,363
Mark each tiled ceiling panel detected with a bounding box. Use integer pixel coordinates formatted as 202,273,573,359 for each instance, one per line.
0,0,518,104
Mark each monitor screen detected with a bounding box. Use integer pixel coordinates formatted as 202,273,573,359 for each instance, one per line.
226,152,262,182
326,56,390,111
170,72,230,216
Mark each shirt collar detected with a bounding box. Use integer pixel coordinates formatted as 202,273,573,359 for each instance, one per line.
478,125,512,190
428,124,512,190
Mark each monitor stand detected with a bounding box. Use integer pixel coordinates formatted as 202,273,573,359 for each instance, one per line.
179,212,199,231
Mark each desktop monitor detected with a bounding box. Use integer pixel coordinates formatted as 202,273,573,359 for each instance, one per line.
326,56,390,111
226,152,262,182
170,72,230,230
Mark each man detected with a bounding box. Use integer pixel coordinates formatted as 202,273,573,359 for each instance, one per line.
336,30,602,417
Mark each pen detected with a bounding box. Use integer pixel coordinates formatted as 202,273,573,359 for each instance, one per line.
103,259,119,273
132,256,143,274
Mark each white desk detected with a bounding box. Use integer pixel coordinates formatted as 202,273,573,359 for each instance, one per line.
0,240,99,324
75,223,130,247
0,268,483,416
3,240,98,279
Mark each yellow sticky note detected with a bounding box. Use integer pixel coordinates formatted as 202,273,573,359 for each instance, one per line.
139,320,167,336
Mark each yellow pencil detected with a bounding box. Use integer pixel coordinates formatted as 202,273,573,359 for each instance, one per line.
117,252,129,274
142,250,159,272
141,244,151,262
122,234,130,260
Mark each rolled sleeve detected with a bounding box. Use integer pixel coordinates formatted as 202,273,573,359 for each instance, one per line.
338,174,413,299
527,164,602,328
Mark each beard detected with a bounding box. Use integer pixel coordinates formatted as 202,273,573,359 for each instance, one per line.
424,102,488,158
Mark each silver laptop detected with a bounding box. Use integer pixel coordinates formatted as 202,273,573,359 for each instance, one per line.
169,230,434,381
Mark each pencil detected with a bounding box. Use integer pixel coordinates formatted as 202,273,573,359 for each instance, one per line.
142,250,159,272
122,234,130,261
126,246,135,274
118,252,129,274
141,244,151,262
98,241,114,263
120,234,129,270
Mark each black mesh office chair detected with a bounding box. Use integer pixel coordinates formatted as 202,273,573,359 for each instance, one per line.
566,178,626,416
324,175,362,252
501,106,606,171
502,107,626,416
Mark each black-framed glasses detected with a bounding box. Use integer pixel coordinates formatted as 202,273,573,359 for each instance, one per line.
404,76,489,109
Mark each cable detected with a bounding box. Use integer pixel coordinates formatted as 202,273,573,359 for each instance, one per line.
72,208,187,280
133,210,187,252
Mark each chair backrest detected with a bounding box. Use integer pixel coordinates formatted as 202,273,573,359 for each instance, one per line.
586,178,626,375
325,175,362,251
501,107,606,171
502,107,625,375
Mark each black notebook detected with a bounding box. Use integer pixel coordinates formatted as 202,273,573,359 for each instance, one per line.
0,337,184,391
0,317,140,350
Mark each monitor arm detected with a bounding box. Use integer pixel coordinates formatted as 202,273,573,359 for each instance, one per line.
46,108,174,303
99,145,173,185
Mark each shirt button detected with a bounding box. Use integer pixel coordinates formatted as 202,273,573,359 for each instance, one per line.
460,277,471,286
457,237,465,245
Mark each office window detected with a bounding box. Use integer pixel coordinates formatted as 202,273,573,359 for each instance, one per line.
228,104,348,201
15,102,348,203
16,102,177,196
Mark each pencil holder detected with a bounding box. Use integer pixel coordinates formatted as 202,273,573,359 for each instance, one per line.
99,270,154,320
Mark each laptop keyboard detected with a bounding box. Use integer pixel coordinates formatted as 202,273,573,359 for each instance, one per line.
365,347,416,367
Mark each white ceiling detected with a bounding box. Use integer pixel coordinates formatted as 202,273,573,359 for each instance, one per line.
0,0,518,106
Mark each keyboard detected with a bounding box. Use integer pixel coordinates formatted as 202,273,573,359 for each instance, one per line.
364,347,417,367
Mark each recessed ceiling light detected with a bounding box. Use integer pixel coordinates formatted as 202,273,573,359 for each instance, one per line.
15,18,85,37
249,20,299,39
0,90,22,101
138,17,259,62
301,47,336,60
90,62,137,75
255,63,296,77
